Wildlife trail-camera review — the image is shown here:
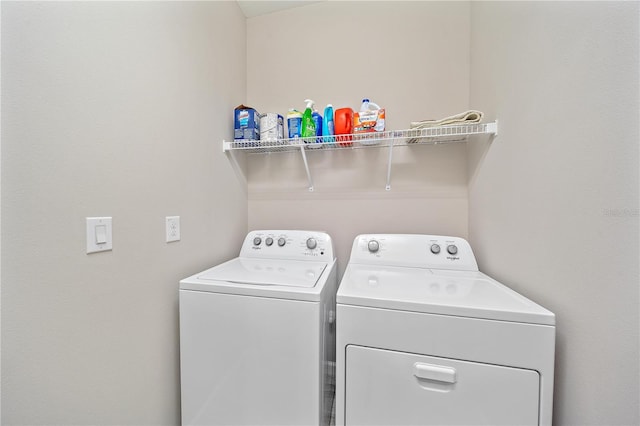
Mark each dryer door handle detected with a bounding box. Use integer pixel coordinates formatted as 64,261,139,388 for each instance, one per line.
413,363,457,384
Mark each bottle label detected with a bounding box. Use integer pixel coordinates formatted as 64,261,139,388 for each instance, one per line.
288,117,302,138
304,122,316,137
354,108,385,133
238,110,249,126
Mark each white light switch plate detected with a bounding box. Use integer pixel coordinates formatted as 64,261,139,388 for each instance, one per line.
166,216,180,242
87,217,112,254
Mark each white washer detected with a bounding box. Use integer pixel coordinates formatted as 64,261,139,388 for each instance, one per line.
336,234,555,426
180,230,337,426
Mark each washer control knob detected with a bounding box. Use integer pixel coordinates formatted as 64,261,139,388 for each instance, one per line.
278,237,286,247
253,237,262,246
368,240,380,253
306,238,317,250
447,245,458,255
430,244,441,254
265,237,273,246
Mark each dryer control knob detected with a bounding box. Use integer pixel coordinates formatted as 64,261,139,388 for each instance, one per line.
253,237,262,246
265,237,273,246
447,245,458,255
368,240,380,253
430,244,441,254
306,238,317,250
278,237,286,247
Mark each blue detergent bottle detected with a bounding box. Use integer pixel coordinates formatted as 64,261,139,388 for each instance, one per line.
322,104,335,143
312,107,323,144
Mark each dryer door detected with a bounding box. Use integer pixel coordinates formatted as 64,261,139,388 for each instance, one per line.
345,346,539,426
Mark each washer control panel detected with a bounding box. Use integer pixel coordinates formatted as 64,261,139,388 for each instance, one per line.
353,234,478,271
241,230,334,261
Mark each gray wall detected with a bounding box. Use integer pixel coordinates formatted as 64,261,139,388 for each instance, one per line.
246,1,472,273
1,2,247,424
245,1,640,425
468,2,639,425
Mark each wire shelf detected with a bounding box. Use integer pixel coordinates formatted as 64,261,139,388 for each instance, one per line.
222,121,497,191
222,122,497,153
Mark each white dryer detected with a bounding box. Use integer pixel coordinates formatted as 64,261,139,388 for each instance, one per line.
336,234,555,426
180,230,337,426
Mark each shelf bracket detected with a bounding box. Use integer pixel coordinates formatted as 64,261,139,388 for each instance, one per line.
385,139,394,191
299,146,314,192
486,120,498,136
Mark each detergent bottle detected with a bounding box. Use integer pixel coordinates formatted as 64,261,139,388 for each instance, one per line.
301,99,316,142
312,107,323,145
355,98,385,136
322,104,335,143
287,109,303,139
360,98,381,112
334,107,354,146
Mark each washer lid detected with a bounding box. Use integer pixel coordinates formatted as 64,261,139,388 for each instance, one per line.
196,257,327,288
337,264,555,325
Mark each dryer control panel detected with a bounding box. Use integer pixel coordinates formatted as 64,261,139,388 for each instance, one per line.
349,234,478,271
240,230,335,262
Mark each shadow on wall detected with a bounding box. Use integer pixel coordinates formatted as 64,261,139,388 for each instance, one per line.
467,130,496,188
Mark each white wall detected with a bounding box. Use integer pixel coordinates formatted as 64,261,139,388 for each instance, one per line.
469,2,639,425
1,2,247,424
246,1,472,270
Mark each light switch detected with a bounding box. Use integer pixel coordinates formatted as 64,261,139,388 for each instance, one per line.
87,217,112,254
95,225,107,244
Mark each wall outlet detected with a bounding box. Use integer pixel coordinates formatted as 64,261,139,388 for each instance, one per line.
166,216,180,243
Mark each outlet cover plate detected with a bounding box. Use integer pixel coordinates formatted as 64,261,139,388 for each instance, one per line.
166,216,180,243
